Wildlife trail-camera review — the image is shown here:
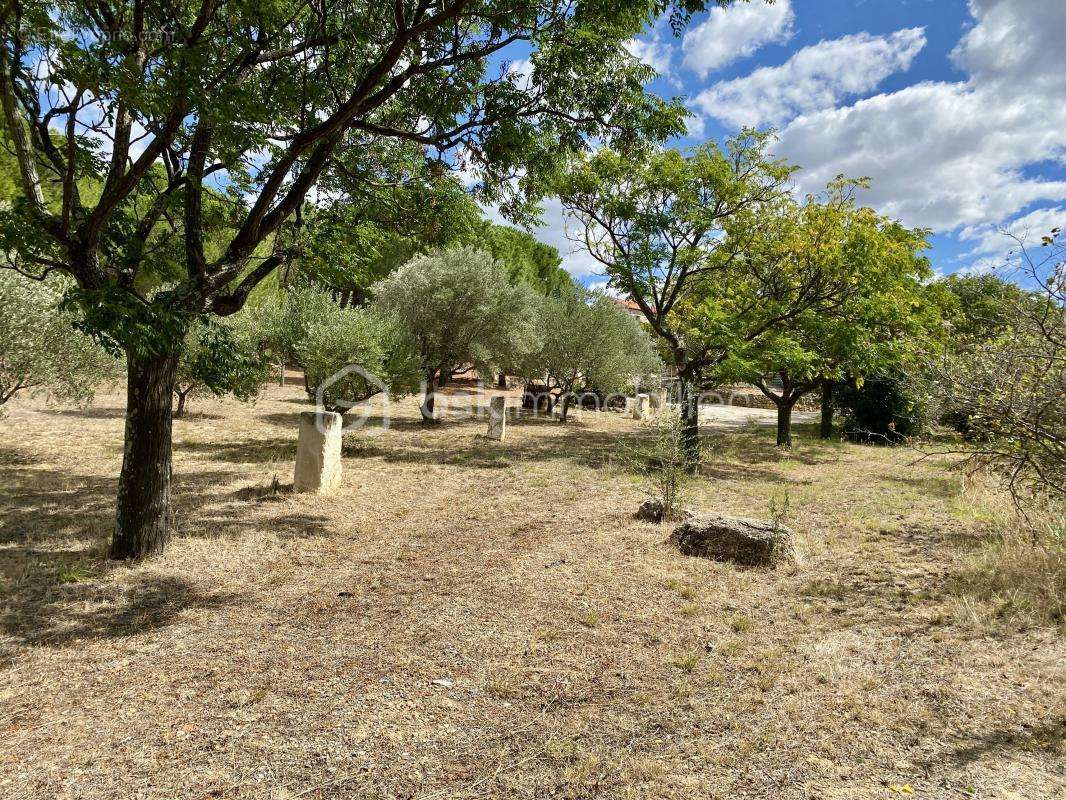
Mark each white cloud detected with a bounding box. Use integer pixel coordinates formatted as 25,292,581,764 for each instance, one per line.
694,28,926,127
684,111,706,140
533,197,605,278
682,0,794,77
770,0,1066,240
626,35,674,78
958,206,1066,259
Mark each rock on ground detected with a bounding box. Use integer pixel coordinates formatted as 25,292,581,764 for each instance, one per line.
669,514,798,567
635,499,694,523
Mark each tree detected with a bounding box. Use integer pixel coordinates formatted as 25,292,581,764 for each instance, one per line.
1,0,700,558
937,273,1040,344
295,149,485,306
0,270,116,409
372,246,541,421
471,222,572,297
172,314,272,417
299,309,419,416
707,182,936,447
521,287,660,421
557,135,793,463
934,226,1065,505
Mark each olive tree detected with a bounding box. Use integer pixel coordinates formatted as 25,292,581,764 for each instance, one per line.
1,0,709,558
297,304,419,416
522,287,660,421
0,270,116,409
371,246,541,421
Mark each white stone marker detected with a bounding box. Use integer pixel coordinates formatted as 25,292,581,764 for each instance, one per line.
487,396,506,440
652,388,668,413
294,411,343,493
633,393,650,420
624,397,635,415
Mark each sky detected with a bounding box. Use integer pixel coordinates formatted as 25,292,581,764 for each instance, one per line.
518,0,1066,284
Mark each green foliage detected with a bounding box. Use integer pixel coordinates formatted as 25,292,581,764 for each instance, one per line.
621,411,694,520
522,287,660,417
835,368,934,442
708,180,938,393
61,284,195,359
255,282,340,370
173,314,273,416
937,273,1039,344
254,282,417,414
557,133,794,457
297,304,419,415
469,223,572,297
933,228,1065,501
371,246,542,383
0,271,117,407
2,0,694,338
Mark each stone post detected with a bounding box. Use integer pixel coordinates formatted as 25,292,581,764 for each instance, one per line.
653,388,668,413
633,393,650,421
624,397,635,416
487,396,506,440
294,411,343,493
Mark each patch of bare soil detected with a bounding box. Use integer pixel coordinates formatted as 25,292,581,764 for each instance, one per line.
1,385,1062,799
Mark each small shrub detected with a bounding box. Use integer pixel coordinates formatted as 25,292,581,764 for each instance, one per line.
673,652,700,673
621,411,694,521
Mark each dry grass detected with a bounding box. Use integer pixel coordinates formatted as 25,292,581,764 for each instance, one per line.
0,383,1064,799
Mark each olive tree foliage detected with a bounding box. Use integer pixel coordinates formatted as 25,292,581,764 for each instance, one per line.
557,134,794,462
0,269,116,409
254,282,418,414
371,246,541,421
0,0,711,559
934,226,1065,506
521,287,660,421
297,306,419,416
172,313,272,417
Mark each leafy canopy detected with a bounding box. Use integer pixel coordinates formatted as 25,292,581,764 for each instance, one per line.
371,246,542,380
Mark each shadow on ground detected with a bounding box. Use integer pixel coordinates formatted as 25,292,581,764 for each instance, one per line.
0,447,330,656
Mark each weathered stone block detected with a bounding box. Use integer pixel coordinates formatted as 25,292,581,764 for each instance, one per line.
635,498,694,523
294,411,343,493
487,396,506,440
633,393,650,420
669,514,798,567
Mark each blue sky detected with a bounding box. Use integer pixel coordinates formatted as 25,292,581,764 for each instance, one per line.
523,0,1066,283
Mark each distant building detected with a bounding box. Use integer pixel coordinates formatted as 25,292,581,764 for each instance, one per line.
613,297,646,320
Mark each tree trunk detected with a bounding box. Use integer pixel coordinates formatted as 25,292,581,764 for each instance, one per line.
421,370,437,422
278,362,285,386
677,374,700,467
111,351,178,560
497,372,507,389
174,389,189,418
559,393,571,423
776,400,795,448
819,380,834,440
437,370,448,388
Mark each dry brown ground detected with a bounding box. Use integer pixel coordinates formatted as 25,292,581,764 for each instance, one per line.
1,382,1063,800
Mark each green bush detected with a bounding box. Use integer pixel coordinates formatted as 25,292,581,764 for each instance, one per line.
835,367,933,443
0,271,118,410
